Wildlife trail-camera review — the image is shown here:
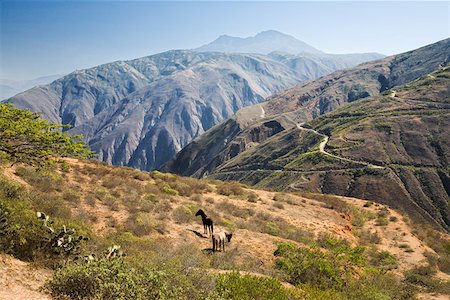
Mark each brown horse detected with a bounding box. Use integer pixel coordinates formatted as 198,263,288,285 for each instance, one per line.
195,209,213,236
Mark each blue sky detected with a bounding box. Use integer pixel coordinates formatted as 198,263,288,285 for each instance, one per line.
1,1,449,81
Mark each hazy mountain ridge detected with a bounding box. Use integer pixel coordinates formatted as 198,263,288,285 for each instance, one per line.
195,30,325,55
196,30,384,60
0,74,62,100
7,32,385,170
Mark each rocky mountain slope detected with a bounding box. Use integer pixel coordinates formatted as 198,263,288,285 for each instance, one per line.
163,39,450,230
7,32,383,170
164,38,449,177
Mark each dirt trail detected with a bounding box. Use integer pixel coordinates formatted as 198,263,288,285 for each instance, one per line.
0,254,52,300
297,123,384,169
1,166,29,187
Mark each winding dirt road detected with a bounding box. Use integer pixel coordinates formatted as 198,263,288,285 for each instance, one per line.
297,123,384,169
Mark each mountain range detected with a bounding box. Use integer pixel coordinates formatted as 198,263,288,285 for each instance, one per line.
6,31,384,170
164,38,450,230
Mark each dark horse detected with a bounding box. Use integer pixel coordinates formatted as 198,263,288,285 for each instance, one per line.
195,209,213,235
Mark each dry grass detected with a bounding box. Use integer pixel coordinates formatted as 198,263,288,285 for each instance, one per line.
1,158,442,285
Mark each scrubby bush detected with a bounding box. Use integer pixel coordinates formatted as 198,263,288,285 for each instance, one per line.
367,249,398,270
15,166,63,193
216,182,245,197
47,259,183,300
161,185,179,196
209,272,289,300
355,229,381,245
0,200,50,260
101,175,123,189
0,177,23,199
172,205,195,224
62,188,81,203
375,216,389,226
409,224,450,273
316,233,349,250
28,192,72,220
404,265,450,294
126,212,156,236
220,218,237,230
215,201,254,219
247,191,260,203
242,213,313,244
274,242,365,290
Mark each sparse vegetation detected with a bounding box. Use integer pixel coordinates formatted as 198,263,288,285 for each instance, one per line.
211,272,289,300
0,108,447,300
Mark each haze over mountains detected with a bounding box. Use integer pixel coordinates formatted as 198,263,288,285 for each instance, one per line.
164,38,450,230
0,75,62,100
6,31,384,170
196,30,380,57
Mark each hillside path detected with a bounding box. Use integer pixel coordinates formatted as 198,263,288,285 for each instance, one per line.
297,123,384,169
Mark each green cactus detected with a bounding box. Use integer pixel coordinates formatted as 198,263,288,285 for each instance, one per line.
105,245,126,260
36,212,89,261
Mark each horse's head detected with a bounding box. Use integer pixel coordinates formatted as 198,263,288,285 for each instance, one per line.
195,209,205,217
226,232,233,242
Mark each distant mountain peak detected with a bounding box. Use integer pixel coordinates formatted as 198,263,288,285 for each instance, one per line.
195,30,323,55
255,30,289,37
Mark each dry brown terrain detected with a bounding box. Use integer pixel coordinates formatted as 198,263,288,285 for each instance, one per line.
0,254,52,300
1,158,449,299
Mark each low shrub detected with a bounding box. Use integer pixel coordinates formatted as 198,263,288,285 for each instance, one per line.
15,166,63,193
355,229,381,245
274,242,365,290
220,218,237,230
172,205,195,224
0,177,23,199
62,189,81,204
215,201,254,219
161,185,179,196
243,213,313,244
28,192,72,220
216,182,245,197
47,259,183,300
210,272,289,300
126,212,156,236
375,216,389,226
405,265,450,294
247,192,259,203
273,202,285,209
367,249,398,270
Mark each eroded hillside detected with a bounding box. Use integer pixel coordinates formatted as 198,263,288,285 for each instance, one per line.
206,67,450,232
164,38,450,179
